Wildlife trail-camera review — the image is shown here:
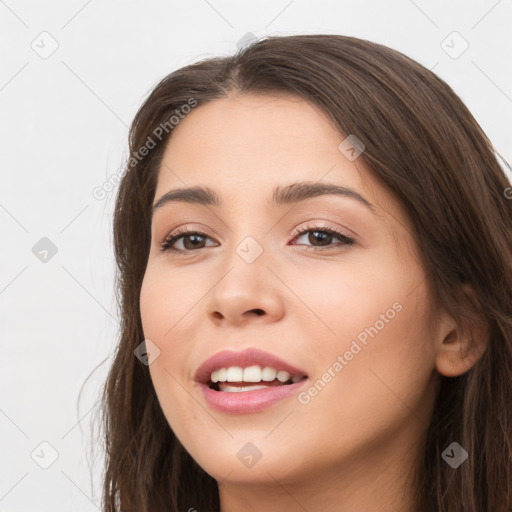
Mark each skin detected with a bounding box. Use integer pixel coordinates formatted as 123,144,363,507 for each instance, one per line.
139,93,488,511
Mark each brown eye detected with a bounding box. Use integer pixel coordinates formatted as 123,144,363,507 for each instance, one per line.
160,230,216,252
290,225,354,250
159,224,354,253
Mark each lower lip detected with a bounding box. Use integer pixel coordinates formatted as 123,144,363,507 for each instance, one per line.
197,379,308,414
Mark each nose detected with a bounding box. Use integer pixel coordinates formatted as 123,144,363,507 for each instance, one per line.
206,252,285,328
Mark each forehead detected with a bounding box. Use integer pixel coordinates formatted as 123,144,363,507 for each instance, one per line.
157,94,366,195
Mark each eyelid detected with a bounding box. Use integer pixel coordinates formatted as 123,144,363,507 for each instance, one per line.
158,225,216,252
289,221,355,241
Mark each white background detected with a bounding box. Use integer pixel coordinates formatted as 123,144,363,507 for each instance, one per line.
1,0,511,510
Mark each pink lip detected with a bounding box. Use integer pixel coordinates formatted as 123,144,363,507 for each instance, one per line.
194,348,309,414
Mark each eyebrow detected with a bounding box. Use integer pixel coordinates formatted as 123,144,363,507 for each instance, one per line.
152,181,376,214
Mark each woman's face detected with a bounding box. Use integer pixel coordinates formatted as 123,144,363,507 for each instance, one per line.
140,93,442,500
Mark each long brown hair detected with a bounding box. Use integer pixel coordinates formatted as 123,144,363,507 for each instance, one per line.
98,34,512,511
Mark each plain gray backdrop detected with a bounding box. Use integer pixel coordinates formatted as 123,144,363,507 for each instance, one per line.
1,0,511,510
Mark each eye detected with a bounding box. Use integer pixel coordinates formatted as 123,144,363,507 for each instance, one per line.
158,223,355,253
159,228,218,253
289,223,355,251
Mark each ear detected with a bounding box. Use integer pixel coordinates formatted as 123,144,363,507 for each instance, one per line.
435,289,490,378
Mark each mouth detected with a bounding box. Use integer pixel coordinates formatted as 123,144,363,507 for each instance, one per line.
194,348,309,413
207,365,307,392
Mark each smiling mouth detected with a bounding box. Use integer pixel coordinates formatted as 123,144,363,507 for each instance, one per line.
207,365,308,392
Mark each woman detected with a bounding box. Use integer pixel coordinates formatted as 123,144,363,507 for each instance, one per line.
100,34,512,511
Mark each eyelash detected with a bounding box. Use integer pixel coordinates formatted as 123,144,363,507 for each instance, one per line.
158,223,355,253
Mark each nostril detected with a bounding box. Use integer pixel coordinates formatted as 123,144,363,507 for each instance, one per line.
251,309,265,316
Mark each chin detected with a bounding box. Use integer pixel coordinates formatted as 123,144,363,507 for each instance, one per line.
181,434,310,485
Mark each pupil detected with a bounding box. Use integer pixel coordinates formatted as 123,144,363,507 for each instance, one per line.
310,231,330,246
184,234,205,250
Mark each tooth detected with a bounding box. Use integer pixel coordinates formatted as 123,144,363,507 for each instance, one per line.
226,367,244,382
243,365,262,382
242,385,268,391
219,384,270,392
210,368,228,383
261,367,277,381
276,370,291,383
212,366,299,385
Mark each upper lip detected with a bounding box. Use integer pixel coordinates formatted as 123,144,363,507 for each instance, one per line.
194,348,308,384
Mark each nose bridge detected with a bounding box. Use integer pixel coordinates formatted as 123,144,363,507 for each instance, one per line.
217,230,269,299
221,204,273,268
234,233,266,266
206,223,284,324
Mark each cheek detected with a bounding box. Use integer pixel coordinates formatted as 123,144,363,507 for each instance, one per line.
300,288,434,447
140,264,217,447
286,252,435,425
139,261,204,341
278,250,408,348
140,265,204,391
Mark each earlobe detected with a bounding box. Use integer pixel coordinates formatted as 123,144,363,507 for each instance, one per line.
435,319,489,377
